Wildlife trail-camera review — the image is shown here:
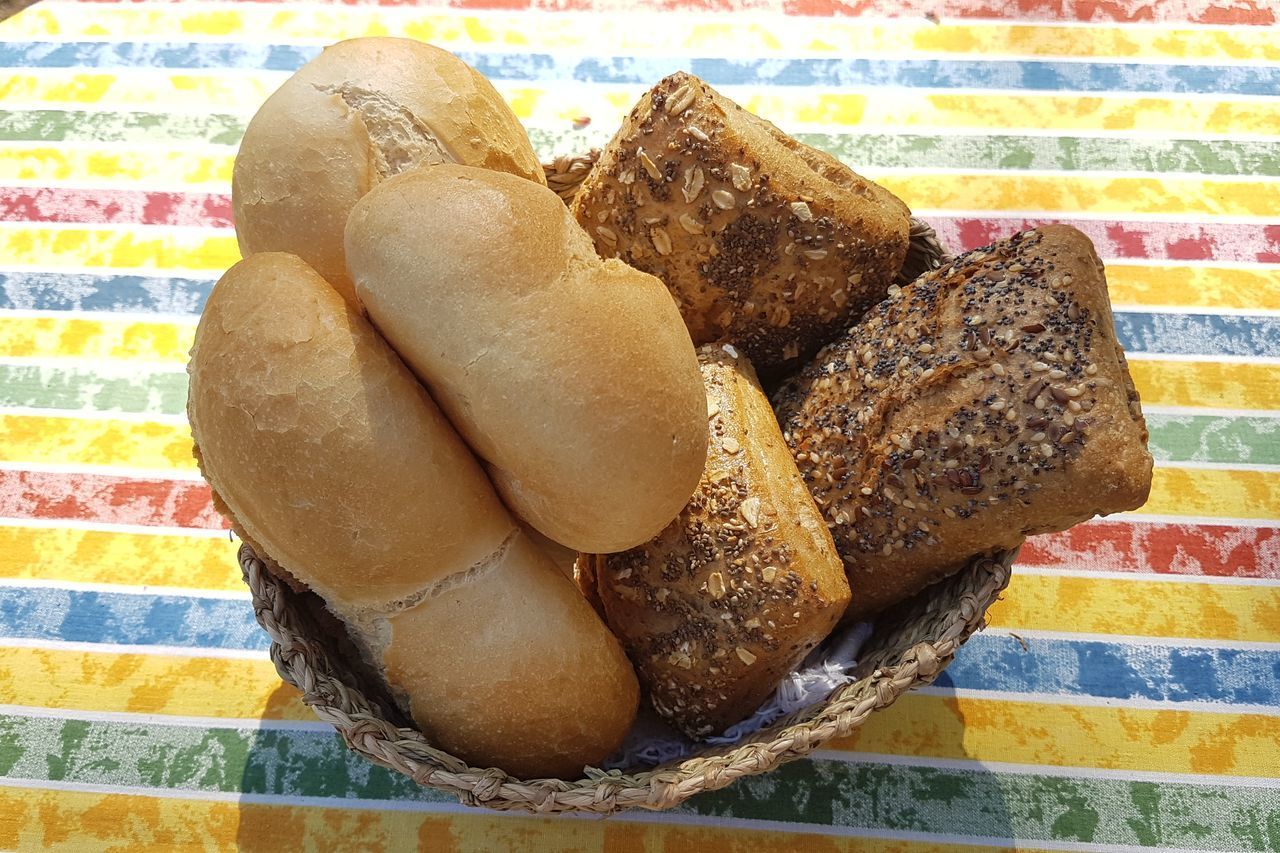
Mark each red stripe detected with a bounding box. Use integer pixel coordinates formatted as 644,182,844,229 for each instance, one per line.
0,187,233,229
1018,520,1279,579
929,217,1280,264
0,469,227,530
3,186,1275,265
1,467,1273,577
70,0,1279,23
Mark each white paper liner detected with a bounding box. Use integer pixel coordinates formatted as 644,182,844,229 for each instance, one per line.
603,620,873,770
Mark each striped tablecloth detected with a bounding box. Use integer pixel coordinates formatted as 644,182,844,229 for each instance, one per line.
1,1,1277,850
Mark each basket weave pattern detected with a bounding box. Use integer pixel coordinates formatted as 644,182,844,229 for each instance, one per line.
237,154,1013,814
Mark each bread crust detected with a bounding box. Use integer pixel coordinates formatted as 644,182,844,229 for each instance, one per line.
571,72,910,378
232,37,545,304
774,226,1153,619
598,344,850,739
188,252,638,777
345,165,708,554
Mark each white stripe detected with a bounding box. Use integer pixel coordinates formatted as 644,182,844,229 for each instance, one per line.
1143,404,1280,418
982,626,1280,652
1104,511,1278,528
0,704,329,732
913,207,1280,224
1091,256,1280,271
0,516,226,539
0,576,249,600
0,220,234,238
1011,564,1280,586
809,749,1280,790
0,460,204,480
0,406,188,426
867,165,1280,182
0,776,1252,853
1152,458,1280,473
0,636,268,660
0,357,189,373
1125,350,1280,365
0,262,218,280
1112,304,1280,318
0,307,198,325
912,686,1280,718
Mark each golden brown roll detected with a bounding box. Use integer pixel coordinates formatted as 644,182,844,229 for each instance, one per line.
232,37,545,304
570,72,911,378
188,252,638,778
345,164,708,554
774,225,1153,620
597,344,851,739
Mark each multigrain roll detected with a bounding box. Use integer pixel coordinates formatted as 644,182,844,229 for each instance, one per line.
571,72,911,378
187,253,638,778
774,226,1153,619
597,344,851,739
232,37,545,304
345,165,707,554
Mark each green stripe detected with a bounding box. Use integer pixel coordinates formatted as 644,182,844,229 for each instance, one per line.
1,713,1277,849
1,110,1273,176
1146,413,1280,466
5,365,1276,467
0,364,189,416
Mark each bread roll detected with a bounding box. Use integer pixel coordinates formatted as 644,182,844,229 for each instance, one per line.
570,72,910,378
232,37,545,304
188,252,637,777
345,165,708,554
597,344,851,739
774,226,1153,620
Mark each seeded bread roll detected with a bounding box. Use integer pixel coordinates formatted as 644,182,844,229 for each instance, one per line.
570,72,911,378
774,226,1153,620
597,344,851,739
188,253,638,778
232,37,545,304
346,165,707,554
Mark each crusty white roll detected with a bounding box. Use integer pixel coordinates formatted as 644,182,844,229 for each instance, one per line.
345,164,708,554
187,252,638,778
597,344,851,739
232,37,545,304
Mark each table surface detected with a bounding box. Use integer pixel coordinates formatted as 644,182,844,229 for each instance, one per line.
1,0,1277,850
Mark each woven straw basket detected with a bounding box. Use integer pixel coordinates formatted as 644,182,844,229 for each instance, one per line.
238,152,1016,814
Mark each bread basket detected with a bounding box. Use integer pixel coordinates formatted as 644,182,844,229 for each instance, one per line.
239,153,1015,814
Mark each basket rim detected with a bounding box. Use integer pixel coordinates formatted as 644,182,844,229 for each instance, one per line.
242,544,1014,814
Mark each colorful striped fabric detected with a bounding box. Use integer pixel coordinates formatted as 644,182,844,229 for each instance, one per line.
0,0,1277,849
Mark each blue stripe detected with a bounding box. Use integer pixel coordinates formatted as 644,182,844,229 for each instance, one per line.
2,41,1279,96
0,584,268,651
4,583,1277,708
0,271,213,314
2,271,1276,358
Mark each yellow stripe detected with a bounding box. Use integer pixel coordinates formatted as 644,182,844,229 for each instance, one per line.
2,73,1274,136
0,787,1010,853
0,226,237,272
0,524,240,592
876,173,1280,218
9,145,1277,219
0,315,195,363
1128,358,1280,411
6,642,1276,780
0,415,196,472
1107,263,1280,312
987,570,1280,643
6,4,1277,63
840,693,1280,778
0,644,308,720
0,146,233,188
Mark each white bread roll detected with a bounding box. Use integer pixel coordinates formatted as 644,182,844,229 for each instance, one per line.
345,165,708,554
232,37,545,304
187,252,638,778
